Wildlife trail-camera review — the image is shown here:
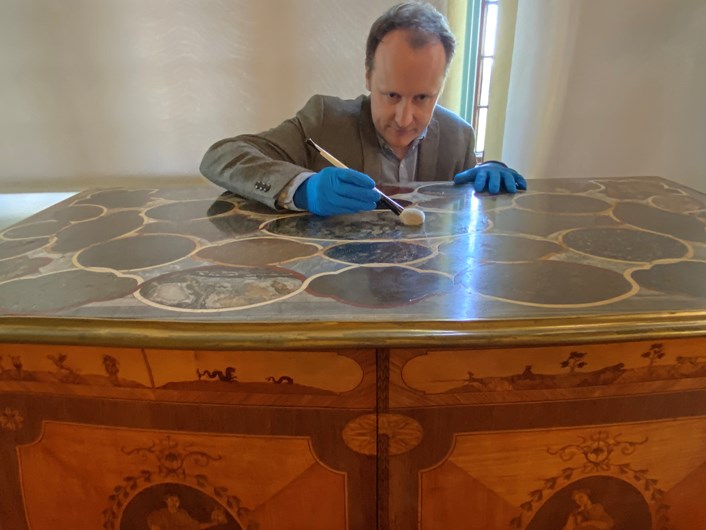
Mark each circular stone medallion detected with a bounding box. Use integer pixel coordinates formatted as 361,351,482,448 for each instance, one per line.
76,234,197,270
562,227,689,262
307,266,452,307
457,261,634,306
323,241,432,265
138,265,304,311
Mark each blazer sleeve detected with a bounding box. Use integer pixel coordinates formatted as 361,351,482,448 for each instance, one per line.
199,95,329,210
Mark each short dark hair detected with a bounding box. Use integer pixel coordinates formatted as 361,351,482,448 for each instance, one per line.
365,2,456,75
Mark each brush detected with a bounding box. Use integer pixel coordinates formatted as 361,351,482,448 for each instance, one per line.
305,137,425,226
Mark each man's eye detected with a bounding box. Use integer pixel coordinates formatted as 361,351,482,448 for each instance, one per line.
387,93,400,100
415,95,428,102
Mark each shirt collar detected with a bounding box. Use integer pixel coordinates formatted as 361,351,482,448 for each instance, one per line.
376,129,428,161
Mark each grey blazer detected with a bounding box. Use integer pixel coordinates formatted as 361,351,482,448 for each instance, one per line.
199,94,476,209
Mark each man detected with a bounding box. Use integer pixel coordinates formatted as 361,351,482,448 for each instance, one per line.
200,2,525,216
147,492,227,530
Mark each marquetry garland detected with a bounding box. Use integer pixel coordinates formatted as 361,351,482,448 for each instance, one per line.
509,431,669,530
103,435,258,530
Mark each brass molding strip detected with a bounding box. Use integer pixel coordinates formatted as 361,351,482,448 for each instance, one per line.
1,312,706,350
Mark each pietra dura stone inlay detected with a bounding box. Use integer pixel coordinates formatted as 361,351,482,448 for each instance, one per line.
416,183,474,196
3,204,105,238
31,204,104,225
138,265,305,311
75,234,197,270
140,216,262,242
151,187,228,201
196,238,319,267
613,202,706,243
0,176,704,319
0,237,50,260
264,210,486,241
417,193,477,211
599,178,684,200
50,211,145,253
631,261,706,298
144,199,234,222
489,208,620,238
457,261,634,306
204,212,263,236
562,227,690,263
651,194,705,213
238,200,289,215
515,193,613,215
0,256,52,282
438,234,562,263
0,269,139,313
323,241,432,265
521,178,602,194
306,266,453,307
75,188,155,209
2,220,62,239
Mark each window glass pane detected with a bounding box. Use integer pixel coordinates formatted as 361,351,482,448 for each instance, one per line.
476,107,488,153
479,57,493,107
483,4,499,56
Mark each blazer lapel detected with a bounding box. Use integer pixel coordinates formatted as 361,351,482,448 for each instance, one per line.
418,114,440,181
358,96,382,179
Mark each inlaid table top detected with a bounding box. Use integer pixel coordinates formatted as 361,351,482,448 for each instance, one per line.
1,177,705,347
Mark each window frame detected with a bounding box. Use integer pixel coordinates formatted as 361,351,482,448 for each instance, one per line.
459,0,498,163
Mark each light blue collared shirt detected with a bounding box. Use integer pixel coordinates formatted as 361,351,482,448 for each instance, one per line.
376,131,426,185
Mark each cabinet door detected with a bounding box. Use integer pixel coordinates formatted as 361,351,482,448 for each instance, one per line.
0,343,377,530
385,338,706,530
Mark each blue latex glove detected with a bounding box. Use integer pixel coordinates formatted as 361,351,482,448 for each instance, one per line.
454,162,527,194
293,167,381,216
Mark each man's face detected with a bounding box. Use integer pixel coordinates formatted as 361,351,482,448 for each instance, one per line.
166,495,180,512
366,29,447,159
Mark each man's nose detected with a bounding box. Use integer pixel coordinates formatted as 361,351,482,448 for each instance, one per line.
395,99,413,128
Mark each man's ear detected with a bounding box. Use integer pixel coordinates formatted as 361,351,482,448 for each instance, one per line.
365,69,371,92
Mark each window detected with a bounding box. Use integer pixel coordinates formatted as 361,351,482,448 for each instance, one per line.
460,0,500,163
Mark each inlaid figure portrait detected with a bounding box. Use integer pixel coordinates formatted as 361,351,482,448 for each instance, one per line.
526,476,651,530
119,483,242,530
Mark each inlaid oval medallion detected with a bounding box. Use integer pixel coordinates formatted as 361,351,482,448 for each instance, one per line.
458,261,635,306
138,265,305,311
562,227,689,262
76,234,197,270
307,266,452,307
516,193,612,215
323,241,432,265
145,199,234,222
631,261,706,298
0,269,139,313
196,237,319,266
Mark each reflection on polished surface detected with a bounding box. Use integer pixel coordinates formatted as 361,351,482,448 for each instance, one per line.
0,176,705,323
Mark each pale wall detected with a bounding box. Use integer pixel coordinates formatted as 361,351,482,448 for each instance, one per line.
0,0,452,192
502,0,706,192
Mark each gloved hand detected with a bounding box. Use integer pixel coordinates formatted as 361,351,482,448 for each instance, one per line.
293,167,381,216
454,162,527,194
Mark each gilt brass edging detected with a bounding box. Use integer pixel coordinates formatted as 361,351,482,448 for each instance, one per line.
1,312,706,350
